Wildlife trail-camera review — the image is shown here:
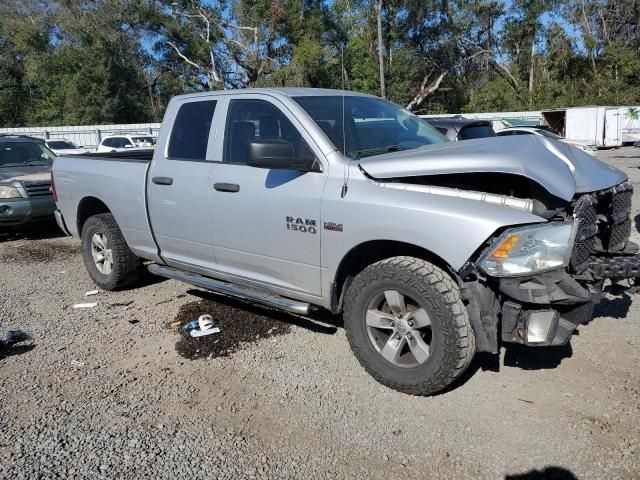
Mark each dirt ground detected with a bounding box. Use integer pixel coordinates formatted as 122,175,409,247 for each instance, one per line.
1,147,639,479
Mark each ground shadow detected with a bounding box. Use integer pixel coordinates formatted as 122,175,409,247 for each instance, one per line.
436,352,500,395
503,343,573,370
0,220,64,244
173,289,341,360
634,213,640,233
593,293,632,319
506,466,578,480
186,289,341,333
0,344,35,360
137,269,169,288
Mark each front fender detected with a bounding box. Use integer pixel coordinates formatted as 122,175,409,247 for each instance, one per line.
322,170,546,283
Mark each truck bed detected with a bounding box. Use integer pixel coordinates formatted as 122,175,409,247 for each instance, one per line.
52,149,160,262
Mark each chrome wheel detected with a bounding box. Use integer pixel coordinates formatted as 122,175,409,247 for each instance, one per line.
365,289,432,368
90,232,113,275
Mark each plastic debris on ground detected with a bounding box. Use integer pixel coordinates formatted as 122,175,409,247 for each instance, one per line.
73,303,97,309
180,314,222,338
1,330,32,349
85,290,99,296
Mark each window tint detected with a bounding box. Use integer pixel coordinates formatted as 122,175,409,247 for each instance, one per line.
224,99,315,167
47,141,75,149
168,100,217,160
0,141,55,167
458,124,496,140
435,127,448,135
102,138,112,148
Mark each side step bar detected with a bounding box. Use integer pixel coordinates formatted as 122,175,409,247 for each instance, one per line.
147,264,311,315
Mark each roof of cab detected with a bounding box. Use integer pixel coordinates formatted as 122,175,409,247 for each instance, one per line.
171,87,375,101
0,134,44,144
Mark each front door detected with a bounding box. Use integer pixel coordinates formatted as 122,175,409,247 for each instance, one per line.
147,98,218,270
210,96,326,296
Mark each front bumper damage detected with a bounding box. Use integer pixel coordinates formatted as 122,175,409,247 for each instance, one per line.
463,180,640,352
465,251,640,352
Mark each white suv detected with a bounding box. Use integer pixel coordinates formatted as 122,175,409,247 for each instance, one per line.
96,135,156,152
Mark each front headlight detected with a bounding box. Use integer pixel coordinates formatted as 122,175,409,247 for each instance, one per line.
0,186,23,199
478,222,575,277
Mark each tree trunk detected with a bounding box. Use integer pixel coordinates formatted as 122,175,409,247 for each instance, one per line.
376,0,385,98
528,29,535,93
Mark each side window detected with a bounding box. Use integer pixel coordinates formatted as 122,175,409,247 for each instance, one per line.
223,99,316,167
168,100,217,161
112,138,124,148
512,130,533,136
123,138,133,147
102,138,112,148
435,127,448,135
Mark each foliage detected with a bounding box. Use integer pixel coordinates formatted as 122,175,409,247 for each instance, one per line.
0,0,639,126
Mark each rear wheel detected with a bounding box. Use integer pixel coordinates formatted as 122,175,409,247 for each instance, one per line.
81,213,142,290
344,256,475,396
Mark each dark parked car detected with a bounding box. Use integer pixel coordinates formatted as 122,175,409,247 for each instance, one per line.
0,135,56,227
424,118,496,141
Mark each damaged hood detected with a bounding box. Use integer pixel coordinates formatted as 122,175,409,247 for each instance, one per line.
359,136,627,201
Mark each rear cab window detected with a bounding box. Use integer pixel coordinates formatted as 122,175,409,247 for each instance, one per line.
458,124,496,140
168,100,217,161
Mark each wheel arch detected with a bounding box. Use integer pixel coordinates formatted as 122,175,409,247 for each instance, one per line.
330,240,458,314
77,196,112,235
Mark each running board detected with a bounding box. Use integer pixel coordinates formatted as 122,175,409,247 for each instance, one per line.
147,264,311,315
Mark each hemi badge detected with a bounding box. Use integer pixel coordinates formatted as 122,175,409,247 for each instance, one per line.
324,222,343,232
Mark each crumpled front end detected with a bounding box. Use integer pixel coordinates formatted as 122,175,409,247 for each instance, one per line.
462,180,640,352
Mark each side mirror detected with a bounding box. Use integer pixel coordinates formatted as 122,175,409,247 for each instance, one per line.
247,139,295,169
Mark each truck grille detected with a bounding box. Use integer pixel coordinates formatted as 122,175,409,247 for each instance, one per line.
571,196,598,272
571,181,633,273
24,183,52,198
602,185,632,252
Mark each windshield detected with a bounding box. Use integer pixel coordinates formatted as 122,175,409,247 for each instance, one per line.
293,95,448,159
132,136,156,146
0,142,55,167
47,140,76,149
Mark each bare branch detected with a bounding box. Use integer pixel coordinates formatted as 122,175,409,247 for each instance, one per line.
406,71,447,111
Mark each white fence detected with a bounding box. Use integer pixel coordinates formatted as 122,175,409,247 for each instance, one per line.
0,123,161,149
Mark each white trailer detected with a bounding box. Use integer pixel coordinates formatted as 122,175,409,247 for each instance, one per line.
541,106,623,148
620,107,640,144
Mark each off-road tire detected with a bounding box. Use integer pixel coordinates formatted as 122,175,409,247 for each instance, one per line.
81,213,142,290
344,256,476,396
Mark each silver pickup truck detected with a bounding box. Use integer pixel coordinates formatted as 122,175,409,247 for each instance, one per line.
53,88,640,396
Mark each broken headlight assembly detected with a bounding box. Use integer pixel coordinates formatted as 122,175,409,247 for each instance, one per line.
478,222,575,277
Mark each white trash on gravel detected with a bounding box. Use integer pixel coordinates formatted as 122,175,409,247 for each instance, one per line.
72,303,97,309
85,290,99,296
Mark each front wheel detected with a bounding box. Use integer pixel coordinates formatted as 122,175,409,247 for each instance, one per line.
343,256,476,396
81,213,142,290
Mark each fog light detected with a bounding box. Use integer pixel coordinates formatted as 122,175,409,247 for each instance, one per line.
0,205,13,215
525,310,559,345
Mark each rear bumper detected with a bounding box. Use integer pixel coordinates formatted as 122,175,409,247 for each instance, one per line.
54,209,72,236
0,197,56,227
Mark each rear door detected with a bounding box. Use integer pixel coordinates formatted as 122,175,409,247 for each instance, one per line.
605,108,621,147
147,97,219,270
209,95,326,296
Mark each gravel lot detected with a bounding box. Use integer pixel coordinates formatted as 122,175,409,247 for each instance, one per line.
1,148,639,479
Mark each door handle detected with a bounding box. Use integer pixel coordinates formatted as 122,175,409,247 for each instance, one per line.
214,183,240,193
152,176,173,185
